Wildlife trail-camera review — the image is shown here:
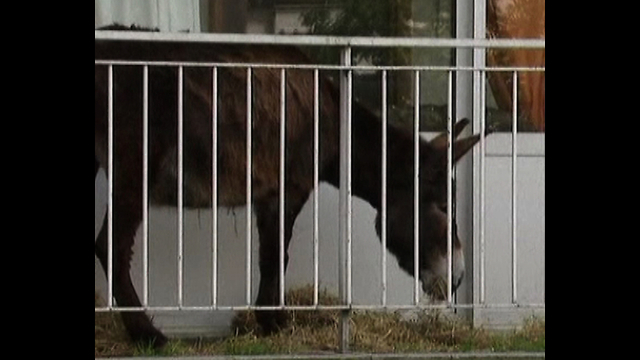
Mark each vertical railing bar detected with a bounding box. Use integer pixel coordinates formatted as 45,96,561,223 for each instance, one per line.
511,71,518,304
246,67,253,306
338,46,351,353
107,64,114,308
347,66,353,307
313,68,320,306
279,68,286,306
178,65,184,309
479,70,487,305
142,65,149,307
381,69,388,307
446,70,453,305
212,66,219,308
413,70,420,306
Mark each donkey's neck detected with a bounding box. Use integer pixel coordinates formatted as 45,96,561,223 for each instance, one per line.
321,103,420,211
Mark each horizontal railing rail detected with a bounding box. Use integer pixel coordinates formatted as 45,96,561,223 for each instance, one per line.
94,59,544,72
95,31,545,49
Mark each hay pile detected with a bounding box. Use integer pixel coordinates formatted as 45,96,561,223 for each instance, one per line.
95,286,544,356
230,285,471,352
94,293,132,357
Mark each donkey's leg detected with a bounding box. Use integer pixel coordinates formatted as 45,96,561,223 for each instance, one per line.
95,194,168,347
253,191,308,334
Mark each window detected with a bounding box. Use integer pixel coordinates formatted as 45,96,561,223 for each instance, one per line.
95,0,544,132
95,0,201,32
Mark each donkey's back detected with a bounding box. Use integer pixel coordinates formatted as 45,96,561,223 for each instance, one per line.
95,39,340,208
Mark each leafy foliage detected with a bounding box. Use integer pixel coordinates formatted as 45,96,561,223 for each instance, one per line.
300,0,412,65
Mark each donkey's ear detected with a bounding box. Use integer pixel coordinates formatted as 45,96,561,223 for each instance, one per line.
453,134,482,163
429,118,471,149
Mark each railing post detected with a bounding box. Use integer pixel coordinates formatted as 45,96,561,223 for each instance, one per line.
456,0,477,322
338,46,352,353
472,0,488,328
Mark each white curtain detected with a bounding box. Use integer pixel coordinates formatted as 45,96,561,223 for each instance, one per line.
95,0,201,32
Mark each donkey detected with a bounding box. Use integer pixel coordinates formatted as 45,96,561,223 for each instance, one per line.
95,26,485,347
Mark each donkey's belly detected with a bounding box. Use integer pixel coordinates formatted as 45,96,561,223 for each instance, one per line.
149,169,277,209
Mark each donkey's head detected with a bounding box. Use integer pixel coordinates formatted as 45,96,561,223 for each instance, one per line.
375,118,483,300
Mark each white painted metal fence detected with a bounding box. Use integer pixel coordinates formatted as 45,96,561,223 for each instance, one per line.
95,31,544,350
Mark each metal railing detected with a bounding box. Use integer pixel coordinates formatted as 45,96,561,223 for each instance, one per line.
95,32,545,353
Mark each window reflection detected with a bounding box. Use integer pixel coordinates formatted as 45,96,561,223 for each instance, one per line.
95,0,543,132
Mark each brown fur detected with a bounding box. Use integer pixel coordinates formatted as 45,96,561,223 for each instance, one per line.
95,25,483,347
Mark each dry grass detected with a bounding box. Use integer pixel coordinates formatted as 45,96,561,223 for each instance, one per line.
94,293,136,357
95,286,544,357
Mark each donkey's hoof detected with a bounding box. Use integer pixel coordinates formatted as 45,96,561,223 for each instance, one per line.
256,310,290,336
